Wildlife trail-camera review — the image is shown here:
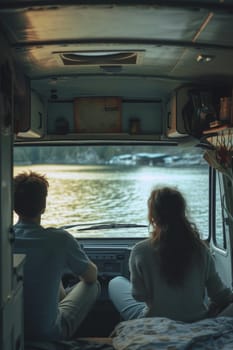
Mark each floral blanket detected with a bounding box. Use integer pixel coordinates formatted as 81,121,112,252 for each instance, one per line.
111,316,233,350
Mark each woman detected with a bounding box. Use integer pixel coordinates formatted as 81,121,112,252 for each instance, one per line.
108,186,233,322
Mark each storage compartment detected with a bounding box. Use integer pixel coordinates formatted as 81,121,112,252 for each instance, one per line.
0,255,25,350
16,90,45,138
166,87,190,138
122,101,162,135
47,102,74,134
167,86,219,139
74,97,121,133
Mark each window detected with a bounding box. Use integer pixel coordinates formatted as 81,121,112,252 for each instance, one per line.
214,172,227,250
14,144,209,238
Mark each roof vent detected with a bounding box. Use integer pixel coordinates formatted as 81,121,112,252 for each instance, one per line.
58,51,142,66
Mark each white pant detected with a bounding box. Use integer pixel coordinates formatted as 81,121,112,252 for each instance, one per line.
59,280,100,339
108,276,146,320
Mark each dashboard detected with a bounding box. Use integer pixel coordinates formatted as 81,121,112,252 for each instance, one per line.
79,238,142,278
75,238,142,299
86,247,130,279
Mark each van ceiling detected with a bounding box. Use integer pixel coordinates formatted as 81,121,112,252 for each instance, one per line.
1,1,233,100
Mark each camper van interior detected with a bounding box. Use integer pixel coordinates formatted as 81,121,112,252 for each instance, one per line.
1,1,233,349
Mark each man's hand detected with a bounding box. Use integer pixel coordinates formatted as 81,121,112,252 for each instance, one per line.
79,261,98,284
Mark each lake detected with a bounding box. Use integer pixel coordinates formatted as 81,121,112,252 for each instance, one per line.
14,164,210,239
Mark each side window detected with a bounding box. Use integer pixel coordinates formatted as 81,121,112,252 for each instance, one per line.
188,164,209,241
214,173,226,250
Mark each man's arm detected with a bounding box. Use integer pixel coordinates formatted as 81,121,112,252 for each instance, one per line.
64,232,98,283
79,260,98,284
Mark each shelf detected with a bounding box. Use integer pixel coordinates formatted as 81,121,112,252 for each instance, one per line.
201,125,233,149
46,133,163,141
202,124,231,135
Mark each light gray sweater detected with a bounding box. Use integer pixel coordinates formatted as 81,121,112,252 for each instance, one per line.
129,238,232,322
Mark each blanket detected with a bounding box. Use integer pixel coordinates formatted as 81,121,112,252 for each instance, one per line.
111,316,233,350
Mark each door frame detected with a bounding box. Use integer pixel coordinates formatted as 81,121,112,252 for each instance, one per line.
209,167,233,290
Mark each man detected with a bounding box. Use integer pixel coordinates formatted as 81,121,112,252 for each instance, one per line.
13,171,100,341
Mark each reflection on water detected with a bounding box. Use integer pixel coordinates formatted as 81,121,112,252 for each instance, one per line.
14,164,209,238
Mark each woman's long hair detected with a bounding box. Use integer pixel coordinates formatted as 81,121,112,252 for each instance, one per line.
148,187,204,286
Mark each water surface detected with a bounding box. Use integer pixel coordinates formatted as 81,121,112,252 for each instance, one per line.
14,164,209,238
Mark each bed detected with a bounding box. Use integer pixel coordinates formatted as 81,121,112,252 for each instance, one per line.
111,316,233,350
25,316,233,350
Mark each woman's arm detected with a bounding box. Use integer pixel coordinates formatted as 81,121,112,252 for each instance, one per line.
59,280,66,301
206,251,233,314
129,246,147,302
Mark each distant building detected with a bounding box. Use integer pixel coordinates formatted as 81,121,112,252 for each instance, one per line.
108,152,204,167
109,153,167,166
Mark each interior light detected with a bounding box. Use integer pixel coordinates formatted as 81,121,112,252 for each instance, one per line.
196,54,215,63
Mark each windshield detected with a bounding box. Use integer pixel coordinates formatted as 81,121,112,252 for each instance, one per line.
13,144,209,239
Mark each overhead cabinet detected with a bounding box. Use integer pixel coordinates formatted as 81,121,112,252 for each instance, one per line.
166,86,220,139
47,97,163,140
